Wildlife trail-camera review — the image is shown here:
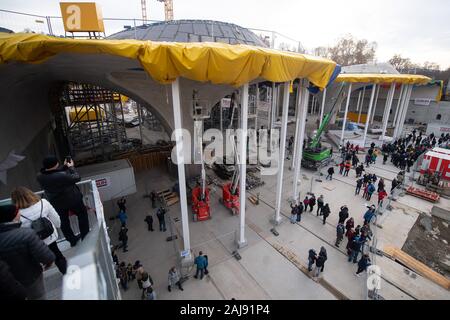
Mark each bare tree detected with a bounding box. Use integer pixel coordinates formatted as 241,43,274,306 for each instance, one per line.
313,35,377,66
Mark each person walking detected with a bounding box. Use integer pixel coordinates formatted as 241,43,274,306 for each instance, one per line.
363,205,376,224
118,226,129,252
144,213,154,231
156,207,167,232
134,261,145,289
366,182,375,201
326,166,335,180
168,266,184,292
391,178,399,193
348,234,362,263
141,271,155,299
338,205,349,224
307,248,317,272
303,196,309,210
194,251,207,280
11,187,67,275
296,201,304,222
290,202,298,224
313,247,327,279
117,197,126,212
321,204,330,225
335,222,345,247
0,204,55,300
308,195,316,212
378,188,388,207
355,254,371,277
344,161,351,176
355,177,363,195
36,155,90,247
316,195,324,216
150,191,157,208
117,209,127,227
377,178,385,193
339,161,345,175
345,217,354,237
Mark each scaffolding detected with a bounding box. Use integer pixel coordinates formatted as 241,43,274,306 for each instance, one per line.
58,83,127,159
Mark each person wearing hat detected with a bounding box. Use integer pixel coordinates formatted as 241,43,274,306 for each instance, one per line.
0,204,55,299
37,155,89,247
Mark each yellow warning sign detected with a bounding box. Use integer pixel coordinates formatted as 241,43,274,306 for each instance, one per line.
60,2,105,32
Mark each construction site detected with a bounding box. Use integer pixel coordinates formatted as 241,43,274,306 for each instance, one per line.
0,0,449,302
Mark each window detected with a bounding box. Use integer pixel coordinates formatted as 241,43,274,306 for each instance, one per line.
436,114,442,120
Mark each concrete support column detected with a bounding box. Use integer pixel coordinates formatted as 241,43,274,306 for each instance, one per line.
362,84,377,148
358,86,366,123
392,84,404,125
381,83,396,142
319,88,327,127
340,83,352,144
171,78,191,259
293,79,309,203
269,83,278,149
380,83,395,141
238,83,249,248
393,84,409,138
370,85,381,124
273,82,290,225
356,90,362,111
290,84,302,170
395,85,413,139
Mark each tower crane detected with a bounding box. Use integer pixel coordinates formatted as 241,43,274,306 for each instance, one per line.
140,0,173,23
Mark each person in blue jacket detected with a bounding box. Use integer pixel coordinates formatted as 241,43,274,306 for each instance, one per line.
363,205,376,224
194,251,207,280
117,209,127,227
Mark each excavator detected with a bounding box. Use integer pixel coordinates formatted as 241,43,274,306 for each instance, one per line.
302,84,345,169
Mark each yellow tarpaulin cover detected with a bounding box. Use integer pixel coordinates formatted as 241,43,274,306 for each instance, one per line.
336,73,431,85
0,33,337,88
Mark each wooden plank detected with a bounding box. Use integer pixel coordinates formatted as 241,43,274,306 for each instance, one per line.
384,245,450,290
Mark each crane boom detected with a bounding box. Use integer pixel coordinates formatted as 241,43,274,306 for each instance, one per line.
157,0,174,21
309,83,346,149
141,0,147,23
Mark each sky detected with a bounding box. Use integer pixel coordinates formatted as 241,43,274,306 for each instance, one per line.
1,0,449,69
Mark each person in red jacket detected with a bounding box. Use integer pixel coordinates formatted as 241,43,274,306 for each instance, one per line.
378,188,388,206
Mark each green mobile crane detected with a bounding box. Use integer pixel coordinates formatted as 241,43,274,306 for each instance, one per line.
302,84,345,169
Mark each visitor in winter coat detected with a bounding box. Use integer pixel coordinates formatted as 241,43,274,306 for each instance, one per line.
168,266,184,292
290,203,298,224
296,202,304,222
348,235,362,263
378,189,388,206
308,195,316,212
11,187,67,275
0,204,55,300
355,254,371,276
326,167,335,180
313,247,327,278
144,213,154,231
303,197,309,209
321,204,330,225
194,251,207,280
355,178,363,195
307,249,317,272
338,205,349,224
363,206,376,224
316,195,324,216
335,223,345,247
345,218,354,237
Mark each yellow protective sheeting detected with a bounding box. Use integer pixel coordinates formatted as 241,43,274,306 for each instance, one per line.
0,33,337,88
69,107,104,122
347,111,367,124
336,73,431,85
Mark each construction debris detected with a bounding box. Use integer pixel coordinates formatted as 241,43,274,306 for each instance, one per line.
157,188,179,207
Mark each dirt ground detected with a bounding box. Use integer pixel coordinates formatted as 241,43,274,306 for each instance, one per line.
402,214,450,278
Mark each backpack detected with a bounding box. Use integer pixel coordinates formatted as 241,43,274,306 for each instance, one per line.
22,200,54,240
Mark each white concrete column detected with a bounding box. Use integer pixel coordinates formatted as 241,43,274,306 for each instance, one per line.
381,83,396,142
392,84,404,125
269,83,278,151
255,84,259,131
340,83,353,144
171,78,191,259
393,84,408,138
293,79,310,203
238,83,249,248
220,101,223,132
273,82,290,225
396,85,413,139
362,84,377,148
358,86,366,123
319,88,327,127
356,90,362,111
370,84,381,124
290,84,302,170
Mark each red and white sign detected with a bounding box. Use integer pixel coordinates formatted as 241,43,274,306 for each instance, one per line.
95,177,110,188
420,150,450,181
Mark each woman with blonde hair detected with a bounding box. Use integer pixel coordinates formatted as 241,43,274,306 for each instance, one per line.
11,186,67,274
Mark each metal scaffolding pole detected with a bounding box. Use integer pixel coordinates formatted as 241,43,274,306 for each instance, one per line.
273,82,290,225
292,79,309,203
238,83,249,248
340,83,353,144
